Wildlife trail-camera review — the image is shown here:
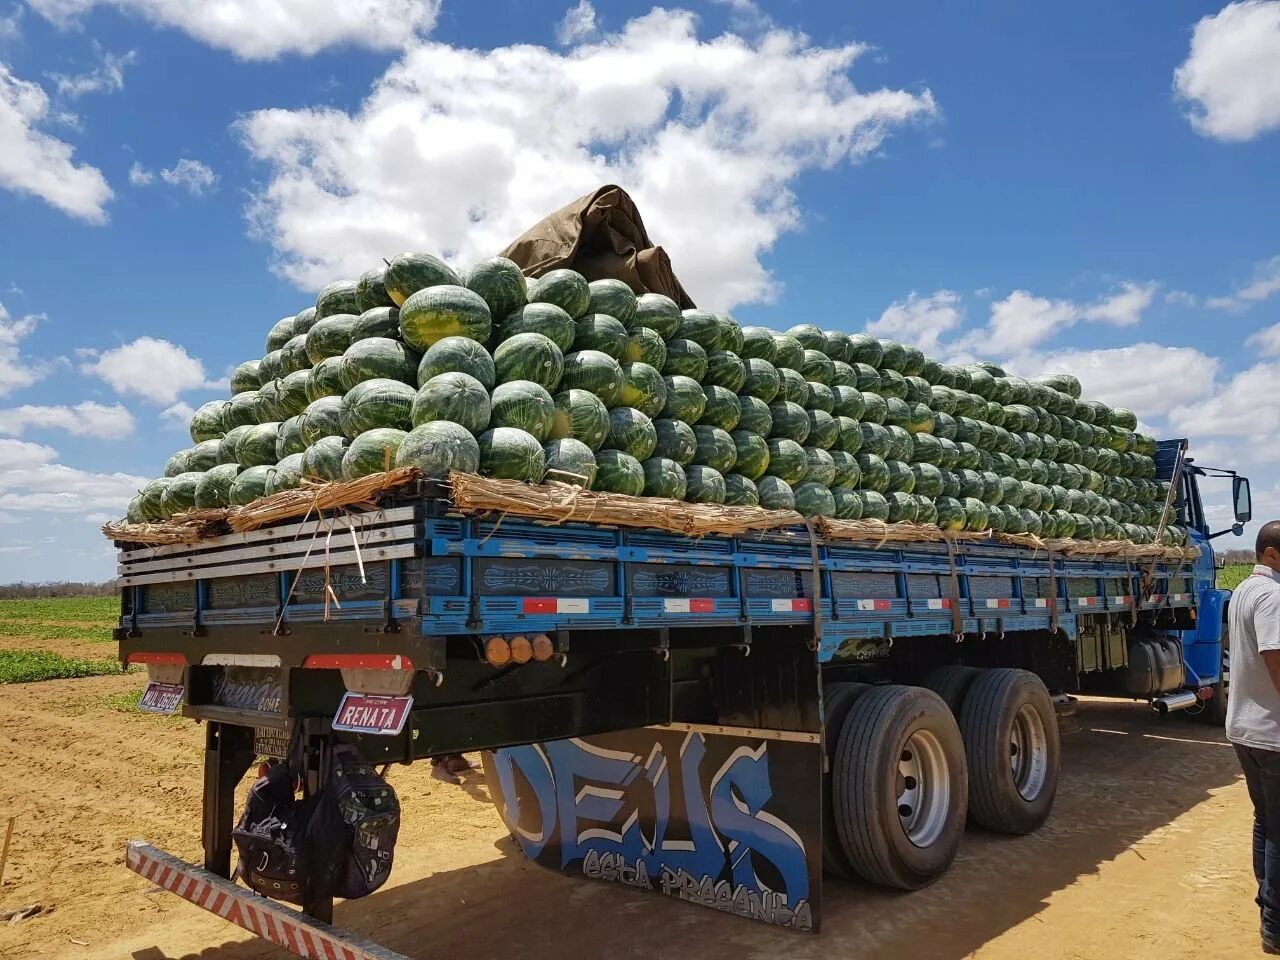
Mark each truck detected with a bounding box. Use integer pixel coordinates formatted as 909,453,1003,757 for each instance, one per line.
112,436,1253,958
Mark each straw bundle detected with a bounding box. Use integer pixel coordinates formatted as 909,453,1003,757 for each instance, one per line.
100,508,230,546
227,466,422,533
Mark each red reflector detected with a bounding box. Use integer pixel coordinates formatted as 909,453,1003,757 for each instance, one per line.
522,598,557,614
690,598,715,613
302,654,414,671
125,652,185,665
1197,686,1215,701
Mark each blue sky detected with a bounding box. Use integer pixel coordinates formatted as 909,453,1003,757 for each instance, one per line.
1,0,1279,581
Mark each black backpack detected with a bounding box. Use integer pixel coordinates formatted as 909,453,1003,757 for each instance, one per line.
305,744,401,900
232,763,311,904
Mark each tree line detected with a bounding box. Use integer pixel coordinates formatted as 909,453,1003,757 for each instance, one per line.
0,581,116,598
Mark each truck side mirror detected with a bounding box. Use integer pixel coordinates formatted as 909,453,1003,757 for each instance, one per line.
1234,475,1252,524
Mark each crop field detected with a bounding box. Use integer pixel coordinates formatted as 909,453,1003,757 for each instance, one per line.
0,596,124,683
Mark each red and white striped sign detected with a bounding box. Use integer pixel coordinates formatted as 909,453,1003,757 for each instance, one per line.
1030,598,1050,609
925,598,953,610
125,842,407,960
663,598,715,613
984,598,1012,609
1076,597,1099,607
1111,595,1132,605
855,599,892,611
770,598,813,613
521,597,590,614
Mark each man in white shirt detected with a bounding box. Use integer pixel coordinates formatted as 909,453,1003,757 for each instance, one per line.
1227,521,1280,954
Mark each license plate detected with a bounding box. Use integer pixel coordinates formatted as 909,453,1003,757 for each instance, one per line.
332,693,414,736
139,682,184,715
254,727,290,759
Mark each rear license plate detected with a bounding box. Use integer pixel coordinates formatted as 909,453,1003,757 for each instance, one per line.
254,727,290,759
332,693,414,736
139,682,183,715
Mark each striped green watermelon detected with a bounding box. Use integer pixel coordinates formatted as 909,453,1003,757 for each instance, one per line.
829,449,861,487
877,339,908,372
222,393,259,431
823,330,852,363
265,317,295,352
231,360,261,394
528,270,590,319
237,422,281,468
543,438,597,488
804,447,836,486
276,371,310,419
740,327,778,363
801,350,834,385
794,482,836,518
765,438,807,484
413,372,491,433
853,363,881,392
660,375,707,423
622,327,667,369
293,307,318,335
490,380,556,441
856,454,891,492
831,486,862,519
341,337,420,390
911,463,945,497
933,411,958,441
400,285,492,350
692,425,736,473
594,449,645,495
340,378,416,437
356,267,395,313
917,493,942,525
642,457,686,499
677,310,721,351
806,410,838,449
605,407,657,461
631,293,682,339
652,418,698,466
587,279,637,326
785,324,824,351
301,436,349,482
417,336,496,391
846,334,883,366
886,491,919,524
806,382,835,413
699,386,741,431
573,314,629,359
835,417,863,455
258,350,282,383
267,454,304,495
478,427,546,481
316,280,360,320
771,334,805,370
550,389,610,451
306,356,346,402
934,496,965,531
912,433,944,465
884,396,912,428
886,425,914,462
561,350,624,407
160,472,201,515
494,332,564,390
907,403,935,434
187,439,221,472
619,362,667,417
189,401,225,443
859,490,890,521
663,339,708,380
685,465,727,504
255,380,285,423
737,396,773,436
465,257,527,319
740,358,780,402
778,368,808,404
194,464,240,508
396,420,481,476
706,351,746,392
831,361,857,388
217,425,253,465
878,369,909,399
343,428,408,479
299,396,345,446
757,476,795,510
768,401,810,443
730,431,769,480
230,465,275,506
502,302,575,353
858,423,891,457
305,314,358,364
831,386,865,419
385,252,462,306
716,314,743,353
723,474,760,506
351,306,401,342
277,416,306,459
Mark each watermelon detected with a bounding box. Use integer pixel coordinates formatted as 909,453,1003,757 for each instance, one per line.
194,463,241,508
660,375,707,423
998,477,1023,507
305,314,358,364
740,327,778,362
279,335,310,375
967,367,996,399
255,380,285,422
856,490,888,521
341,337,420,390
631,293,682,339
821,329,851,363
806,410,838,449
500,303,574,354
772,335,805,370
960,498,989,531
768,401,810,443
738,395,773,435
340,378,416,437
217,425,252,465
856,453,891,493
984,504,1006,533
293,307,318,335
903,376,931,405
730,431,770,480
594,449,645,495
490,380,556,441
542,438,597,488
911,433,943,465
883,492,917,524
400,285,492,350
619,362,667,417
343,428,407,479
412,372,491,433
231,360,261,395
885,460,916,494
806,382,835,413
884,396,912,428
663,339,708,380
622,327,667,369
265,317,295,352
356,267,395,313
878,369,909,400
886,426,913,462
858,422,891,457
605,407,658,461
716,315,744,353
804,447,837,486
236,422,281,468
692,425,736,473
829,449,861,487
911,462,945,497
642,457,686,499
276,371,310,418
385,252,462,306
801,350,834,385
740,358,781,401
465,257,527,319
1018,508,1043,537
573,314,629,359
778,368,809,404
417,335,497,391
230,465,275,506
757,476,796,510
778,324,819,351
267,454,305,495
160,472,201,516
477,427,546,481
852,363,881,392
258,347,282,384
860,392,888,424
724,473,760,506
831,385,865,419
528,269,590,319
677,310,721,351
685,465,727,504
705,351,747,392
277,416,306,459
299,396,345,446
586,279,637,326
765,439,807,484
831,486,862,519
316,280,360,320
137,478,171,519
831,361,857,388
653,418,698,466
189,401,225,443
907,403,935,434
550,389,611,450
395,420,481,476
561,350,624,406
935,437,960,469
844,334,881,366
187,440,220,472
835,417,863,455
699,386,741,431
794,482,836,518
221,392,258,431
494,332,564,390
935,496,966,531
306,356,346,402
351,306,401,342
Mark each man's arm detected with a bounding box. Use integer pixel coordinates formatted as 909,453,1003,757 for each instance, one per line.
1264,650,1280,696
1258,591,1280,695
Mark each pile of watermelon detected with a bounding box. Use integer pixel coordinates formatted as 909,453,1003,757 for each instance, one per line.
124,253,1181,545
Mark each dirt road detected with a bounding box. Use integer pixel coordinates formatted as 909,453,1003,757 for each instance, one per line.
0,673,1261,960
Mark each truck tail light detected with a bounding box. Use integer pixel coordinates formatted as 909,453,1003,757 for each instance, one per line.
531,634,554,662
510,635,533,664
484,636,511,668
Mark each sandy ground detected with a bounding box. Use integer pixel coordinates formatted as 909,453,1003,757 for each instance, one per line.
0,670,1263,960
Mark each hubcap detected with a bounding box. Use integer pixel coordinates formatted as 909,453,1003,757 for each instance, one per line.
897,729,951,847
1009,703,1049,801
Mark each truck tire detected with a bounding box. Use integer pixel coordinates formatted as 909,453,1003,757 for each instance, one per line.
921,665,983,715
832,685,967,890
821,681,868,878
959,668,1059,835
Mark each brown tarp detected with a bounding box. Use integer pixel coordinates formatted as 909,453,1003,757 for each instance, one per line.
500,184,696,308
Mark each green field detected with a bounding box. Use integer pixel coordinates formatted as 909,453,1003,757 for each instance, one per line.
1218,564,1251,591
0,650,124,684
0,595,122,682
0,596,117,621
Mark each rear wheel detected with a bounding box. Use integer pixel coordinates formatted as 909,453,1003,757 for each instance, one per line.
821,682,868,878
832,685,968,889
921,664,984,715
959,668,1060,834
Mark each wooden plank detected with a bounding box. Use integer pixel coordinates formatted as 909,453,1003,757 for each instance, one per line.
118,542,418,587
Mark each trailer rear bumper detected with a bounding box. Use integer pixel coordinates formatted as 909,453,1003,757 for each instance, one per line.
125,840,408,960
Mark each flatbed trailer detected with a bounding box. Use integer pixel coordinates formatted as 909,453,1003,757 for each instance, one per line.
114,439,1250,955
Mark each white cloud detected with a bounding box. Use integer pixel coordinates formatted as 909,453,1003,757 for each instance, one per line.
1207,254,1280,310
238,9,936,308
29,0,443,60
1169,361,1280,437
0,438,146,514
0,401,134,438
1164,289,1199,306
158,158,216,194
1247,321,1280,356
0,300,46,396
80,336,214,404
127,160,152,185
48,45,136,98
866,290,961,352
958,281,1157,356
160,401,194,428
556,0,597,45
0,5,21,43
1174,0,1280,142
0,64,112,222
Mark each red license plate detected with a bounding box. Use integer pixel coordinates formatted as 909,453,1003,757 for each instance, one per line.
332,693,414,736
139,681,184,715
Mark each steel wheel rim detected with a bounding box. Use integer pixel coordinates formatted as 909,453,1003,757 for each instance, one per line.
897,728,951,847
1010,703,1049,801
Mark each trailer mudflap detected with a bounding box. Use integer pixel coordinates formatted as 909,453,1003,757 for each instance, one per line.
125,841,407,960
484,722,824,933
